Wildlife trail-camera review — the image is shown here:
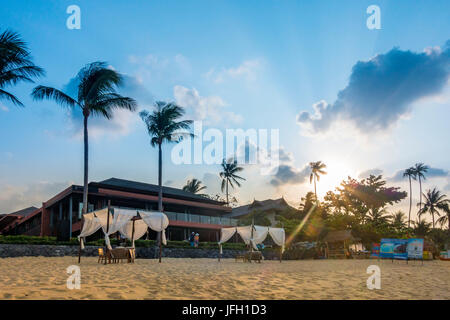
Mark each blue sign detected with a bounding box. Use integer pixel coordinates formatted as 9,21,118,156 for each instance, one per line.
393,239,408,260
407,238,424,259
380,238,395,258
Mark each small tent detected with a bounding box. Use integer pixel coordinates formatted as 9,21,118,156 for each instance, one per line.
218,225,286,261
77,207,169,262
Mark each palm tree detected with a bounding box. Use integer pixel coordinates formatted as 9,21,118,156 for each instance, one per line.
418,188,450,229
390,211,407,232
309,161,327,201
182,179,206,194
32,62,137,218
220,158,245,206
140,102,193,212
403,167,417,228
0,30,44,107
412,219,431,237
436,210,450,233
413,163,429,212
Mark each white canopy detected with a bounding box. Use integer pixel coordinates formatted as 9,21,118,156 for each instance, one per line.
218,225,286,254
78,208,169,250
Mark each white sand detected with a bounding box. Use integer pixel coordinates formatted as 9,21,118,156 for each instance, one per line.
0,257,448,299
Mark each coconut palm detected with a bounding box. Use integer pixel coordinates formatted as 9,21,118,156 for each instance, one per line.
309,161,327,201
32,62,137,218
0,30,44,107
403,167,417,228
418,188,450,229
220,158,245,206
412,219,431,237
436,210,450,233
390,211,407,232
140,102,193,212
182,179,206,194
413,163,429,211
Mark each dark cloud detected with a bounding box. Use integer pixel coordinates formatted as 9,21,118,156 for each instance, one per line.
298,41,450,133
269,164,310,187
358,168,383,179
390,167,448,182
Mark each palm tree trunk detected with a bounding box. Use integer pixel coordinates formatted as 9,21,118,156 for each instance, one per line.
418,176,422,211
82,115,89,216
432,213,435,229
226,180,229,206
158,142,162,263
408,176,412,228
314,175,317,201
158,143,163,212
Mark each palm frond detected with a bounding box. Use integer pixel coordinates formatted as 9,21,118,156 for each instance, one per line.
31,85,78,109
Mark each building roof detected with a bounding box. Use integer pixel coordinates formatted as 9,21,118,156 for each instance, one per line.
95,177,225,206
229,198,295,218
6,206,39,217
323,230,358,243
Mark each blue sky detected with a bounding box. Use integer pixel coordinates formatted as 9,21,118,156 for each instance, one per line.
1,0,449,222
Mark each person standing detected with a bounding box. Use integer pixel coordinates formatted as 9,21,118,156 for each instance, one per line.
194,233,200,248
189,232,195,247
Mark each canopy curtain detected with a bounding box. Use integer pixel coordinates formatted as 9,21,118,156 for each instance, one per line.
218,225,286,254
119,219,148,248
78,208,169,250
138,211,169,245
77,208,108,249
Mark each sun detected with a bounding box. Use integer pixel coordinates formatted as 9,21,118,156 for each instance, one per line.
315,160,356,199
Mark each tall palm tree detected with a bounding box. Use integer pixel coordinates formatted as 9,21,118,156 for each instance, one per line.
220,158,245,206
0,30,44,107
413,163,429,212
182,178,206,194
309,161,327,201
140,102,193,212
403,167,417,228
418,188,450,229
32,62,137,218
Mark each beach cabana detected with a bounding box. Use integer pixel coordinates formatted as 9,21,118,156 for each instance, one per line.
218,225,286,262
77,206,169,263
323,230,359,259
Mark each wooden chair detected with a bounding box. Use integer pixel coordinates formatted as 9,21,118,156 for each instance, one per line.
235,254,246,262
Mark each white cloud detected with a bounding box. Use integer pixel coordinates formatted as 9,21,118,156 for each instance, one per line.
0,181,73,213
0,103,9,112
173,85,242,124
205,59,262,83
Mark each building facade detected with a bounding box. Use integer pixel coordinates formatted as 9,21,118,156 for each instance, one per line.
0,178,237,242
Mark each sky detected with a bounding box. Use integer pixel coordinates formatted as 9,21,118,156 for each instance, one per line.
0,0,449,224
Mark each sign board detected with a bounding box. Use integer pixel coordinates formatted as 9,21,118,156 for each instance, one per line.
406,238,424,259
393,239,408,260
371,243,380,257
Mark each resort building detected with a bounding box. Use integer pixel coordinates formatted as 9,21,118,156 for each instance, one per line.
0,178,237,242
228,197,296,227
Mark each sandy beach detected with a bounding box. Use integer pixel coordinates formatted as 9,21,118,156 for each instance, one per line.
0,257,448,300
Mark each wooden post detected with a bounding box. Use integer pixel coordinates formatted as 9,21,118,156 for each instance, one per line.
131,219,135,247
78,212,83,264
159,215,162,263
104,200,111,265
